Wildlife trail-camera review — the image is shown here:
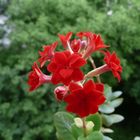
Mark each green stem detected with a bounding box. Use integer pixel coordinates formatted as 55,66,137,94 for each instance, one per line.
82,118,87,137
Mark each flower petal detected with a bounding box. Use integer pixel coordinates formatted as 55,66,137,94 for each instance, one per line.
51,72,61,85
47,62,57,72
96,83,104,92
72,69,84,81
58,32,73,48
69,54,86,68
59,69,73,79
28,71,39,91
69,82,82,92
54,52,67,65
83,80,95,93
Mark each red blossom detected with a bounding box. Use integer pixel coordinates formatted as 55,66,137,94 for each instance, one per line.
38,41,58,67
83,33,108,58
64,80,105,118
58,32,73,48
28,62,51,91
104,51,122,81
47,51,86,85
89,34,108,51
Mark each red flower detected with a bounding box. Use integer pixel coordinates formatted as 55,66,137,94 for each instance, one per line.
83,33,108,58
47,51,86,85
38,41,58,67
104,51,122,81
64,80,105,118
28,62,51,91
58,32,73,48
89,34,108,51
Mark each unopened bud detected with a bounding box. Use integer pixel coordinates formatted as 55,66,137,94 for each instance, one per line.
81,40,87,48
86,121,94,132
74,117,83,128
54,86,67,101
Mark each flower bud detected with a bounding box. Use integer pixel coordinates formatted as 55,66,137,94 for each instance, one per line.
81,40,87,48
74,117,83,128
54,86,67,101
86,121,94,132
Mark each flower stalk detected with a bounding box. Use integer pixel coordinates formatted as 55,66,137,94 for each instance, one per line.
89,56,101,83
67,41,73,54
82,118,87,137
85,64,110,79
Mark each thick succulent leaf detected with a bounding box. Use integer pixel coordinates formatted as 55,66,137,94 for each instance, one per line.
54,111,76,140
104,85,123,101
104,85,112,101
103,135,113,140
99,103,115,114
134,136,140,140
101,127,114,133
86,113,102,131
101,114,124,127
110,91,123,100
110,98,123,108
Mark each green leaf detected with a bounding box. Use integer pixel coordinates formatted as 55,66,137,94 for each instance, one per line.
103,135,113,140
101,128,113,133
71,124,83,139
104,85,112,101
104,85,123,101
54,111,76,140
102,114,124,127
86,113,102,131
134,136,140,140
22,99,38,114
56,132,63,140
111,91,123,100
99,103,115,114
87,131,103,140
110,98,123,108
77,131,103,140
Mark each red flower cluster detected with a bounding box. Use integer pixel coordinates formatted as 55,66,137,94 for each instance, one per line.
28,31,122,118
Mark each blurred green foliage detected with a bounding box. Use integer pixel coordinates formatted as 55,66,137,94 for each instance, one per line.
0,0,140,139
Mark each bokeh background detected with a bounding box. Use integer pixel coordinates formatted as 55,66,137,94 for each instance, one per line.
0,0,140,140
